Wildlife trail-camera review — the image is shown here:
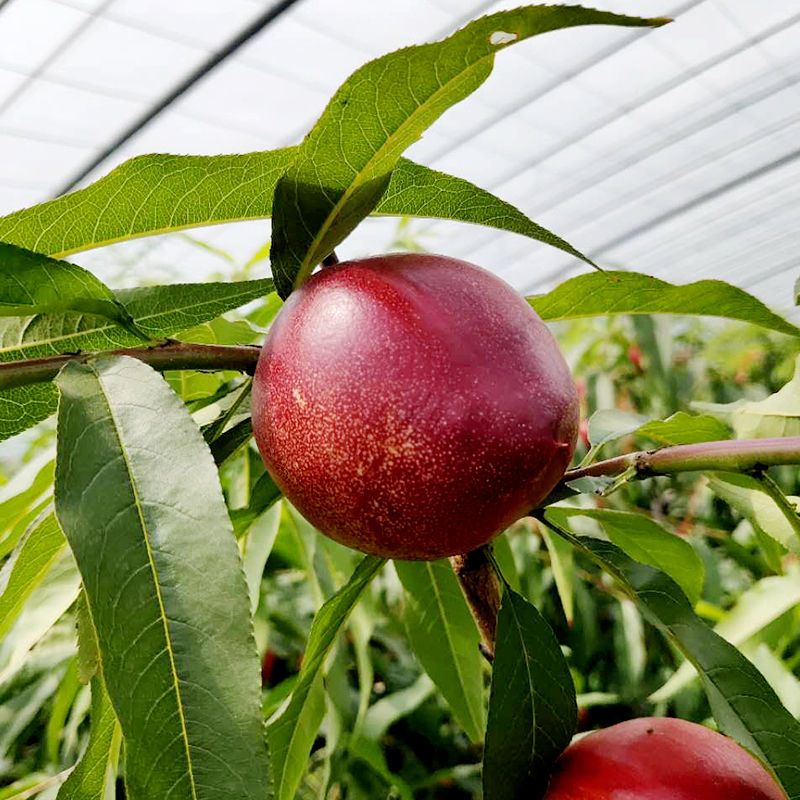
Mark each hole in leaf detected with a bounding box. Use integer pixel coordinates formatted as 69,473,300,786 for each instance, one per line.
489,30,519,46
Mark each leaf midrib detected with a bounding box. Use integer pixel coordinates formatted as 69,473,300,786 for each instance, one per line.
507,595,537,767
93,364,198,799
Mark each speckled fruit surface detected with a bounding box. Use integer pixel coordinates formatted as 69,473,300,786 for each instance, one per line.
252,253,578,560
544,717,785,800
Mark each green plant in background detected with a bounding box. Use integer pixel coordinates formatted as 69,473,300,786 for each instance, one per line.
0,5,799,800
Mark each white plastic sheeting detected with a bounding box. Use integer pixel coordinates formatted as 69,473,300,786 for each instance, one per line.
0,0,798,313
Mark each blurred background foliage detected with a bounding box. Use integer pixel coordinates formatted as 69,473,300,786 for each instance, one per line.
1,226,799,799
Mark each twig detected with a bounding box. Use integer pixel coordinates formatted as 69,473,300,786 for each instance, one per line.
562,437,800,483
0,341,262,390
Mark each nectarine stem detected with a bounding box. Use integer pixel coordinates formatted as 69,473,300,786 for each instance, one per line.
450,547,501,661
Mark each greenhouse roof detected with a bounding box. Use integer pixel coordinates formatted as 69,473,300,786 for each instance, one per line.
0,0,798,315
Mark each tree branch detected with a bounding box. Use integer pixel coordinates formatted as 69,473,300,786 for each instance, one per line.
562,437,800,483
0,341,262,390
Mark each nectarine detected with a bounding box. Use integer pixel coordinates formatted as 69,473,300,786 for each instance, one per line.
544,717,784,799
252,253,578,559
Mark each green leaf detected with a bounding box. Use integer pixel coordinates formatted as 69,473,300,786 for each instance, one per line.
580,409,649,465
242,502,282,613
0,462,55,559
0,458,54,541
0,150,293,258
271,6,665,296
528,271,800,337
75,589,99,685
541,528,575,624
0,280,271,443
361,673,435,741
57,678,121,800
545,514,800,797
371,160,593,272
697,355,800,438
0,243,139,335
211,417,254,467
0,279,272,364
0,512,66,640
483,586,576,800
0,546,79,686
579,410,730,468
651,574,800,702
394,560,486,741
708,472,800,551
54,355,270,800
0,384,58,447
636,411,731,445
268,555,385,800
0,151,598,270
552,507,705,605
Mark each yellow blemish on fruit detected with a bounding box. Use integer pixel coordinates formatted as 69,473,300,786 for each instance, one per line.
292,387,307,408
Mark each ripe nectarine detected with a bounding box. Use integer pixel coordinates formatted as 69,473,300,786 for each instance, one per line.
252,253,578,559
544,717,784,799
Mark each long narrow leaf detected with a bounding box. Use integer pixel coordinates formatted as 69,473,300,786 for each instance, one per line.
0,512,65,639
0,280,272,443
267,555,385,800
57,678,121,800
651,575,800,702
0,279,273,364
529,271,800,337
552,507,705,605
271,6,666,295
484,586,576,800
54,355,270,800
544,512,800,798
0,243,138,335
1,152,592,269
394,560,486,742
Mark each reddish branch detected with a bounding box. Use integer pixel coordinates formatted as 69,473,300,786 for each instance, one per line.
563,437,800,481
0,341,261,391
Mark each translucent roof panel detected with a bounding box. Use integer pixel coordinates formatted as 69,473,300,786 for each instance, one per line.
0,0,797,318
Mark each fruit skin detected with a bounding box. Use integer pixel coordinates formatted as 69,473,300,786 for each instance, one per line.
252,252,578,560
544,717,785,800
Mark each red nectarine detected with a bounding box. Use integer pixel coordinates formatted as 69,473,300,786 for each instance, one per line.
544,717,785,799
252,253,578,559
